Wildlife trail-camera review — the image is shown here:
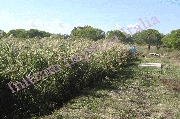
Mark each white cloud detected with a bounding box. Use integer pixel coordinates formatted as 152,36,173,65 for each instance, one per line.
75,23,82,27
126,23,141,36
133,23,140,29
127,24,133,29
115,23,121,29
18,18,74,34
127,23,140,29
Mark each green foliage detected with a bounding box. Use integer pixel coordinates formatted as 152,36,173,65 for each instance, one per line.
132,29,164,49
5,29,51,39
161,29,180,50
0,30,6,38
106,30,125,40
39,30,51,38
106,30,134,44
51,33,70,39
70,25,105,41
27,29,51,38
0,37,137,118
28,29,41,38
6,29,16,38
6,29,27,38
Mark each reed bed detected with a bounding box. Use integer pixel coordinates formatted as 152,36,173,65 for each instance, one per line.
0,36,136,118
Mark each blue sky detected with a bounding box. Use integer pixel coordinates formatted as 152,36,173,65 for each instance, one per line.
0,0,180,35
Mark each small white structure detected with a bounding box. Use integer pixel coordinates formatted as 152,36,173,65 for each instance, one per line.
138,63,162,69
150,53,156,55
155,54,160,57
150,53,160,57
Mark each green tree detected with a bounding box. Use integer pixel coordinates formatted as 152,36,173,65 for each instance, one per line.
70,25,105,41
132,29,163,50
27,29,40,38
39,30,51,38
26,29,51,38
16,29,27,39
106,30,133,44
6,29,52,39
132,31,144,45
161,29,180,50
6,29,28,39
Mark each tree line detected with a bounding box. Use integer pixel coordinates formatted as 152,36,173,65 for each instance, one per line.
0,29,70,39
0,25,179,50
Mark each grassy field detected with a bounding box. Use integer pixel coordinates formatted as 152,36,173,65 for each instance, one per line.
33,45,180,118
0,37,179,118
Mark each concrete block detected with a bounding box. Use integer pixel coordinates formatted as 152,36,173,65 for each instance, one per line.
155,54,160,57
138,63,162,69
150,53,156,55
